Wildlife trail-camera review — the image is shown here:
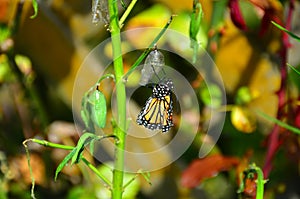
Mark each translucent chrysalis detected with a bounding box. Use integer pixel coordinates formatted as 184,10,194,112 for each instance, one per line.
139,48,165,86
92,0,110,25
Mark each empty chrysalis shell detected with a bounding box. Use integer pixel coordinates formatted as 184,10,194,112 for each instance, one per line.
139,49,165,86
92,0,110,25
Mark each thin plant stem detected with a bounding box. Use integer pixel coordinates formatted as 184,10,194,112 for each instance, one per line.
26,138,74,150
287,63,300,76
263,0,295,178
24,138,113,189
123,15,174,80
257,110,300,135
207,0,228,56
238,164,266,199
82,157,112,189
204,0,228,83
119,0,138,28
254,165,265,199
23,140,37,199
107,0,127,198
8,55,49,132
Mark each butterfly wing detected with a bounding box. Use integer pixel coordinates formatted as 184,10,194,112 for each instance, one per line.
136,94,173,133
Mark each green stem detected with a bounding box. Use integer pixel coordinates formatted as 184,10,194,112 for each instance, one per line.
24,138,113,188
23,140,37,199
271,21,300,41
257,110,300,135
119,0,138,28
204,0,228,83
26,81,49,130
122,173,137,190
107,0,127,198
8,54,49,131
82,157,112,189
207,0,228,56
254,165,264,199
287,63,300,76
24,139,74,150
123,15,174,80
238,164,266,199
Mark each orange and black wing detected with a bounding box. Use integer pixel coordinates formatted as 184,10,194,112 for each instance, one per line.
136,94,173,133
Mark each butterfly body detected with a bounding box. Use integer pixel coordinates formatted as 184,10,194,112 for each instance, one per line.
137,79,174,133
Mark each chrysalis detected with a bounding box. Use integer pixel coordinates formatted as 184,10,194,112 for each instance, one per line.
139,48,165,86
92,0,110,25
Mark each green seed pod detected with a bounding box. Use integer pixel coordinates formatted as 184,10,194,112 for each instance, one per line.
89,89,107,128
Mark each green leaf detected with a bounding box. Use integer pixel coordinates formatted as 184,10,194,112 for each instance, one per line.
55,147,77,181
30,0,38,19
271,21,300,42
53,133,112,181
71,132,98,164
89,89,107,128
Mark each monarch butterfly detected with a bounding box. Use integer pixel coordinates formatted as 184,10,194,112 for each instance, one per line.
136,79,174,133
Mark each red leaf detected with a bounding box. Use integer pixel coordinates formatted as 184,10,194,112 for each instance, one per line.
181,154,240,188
